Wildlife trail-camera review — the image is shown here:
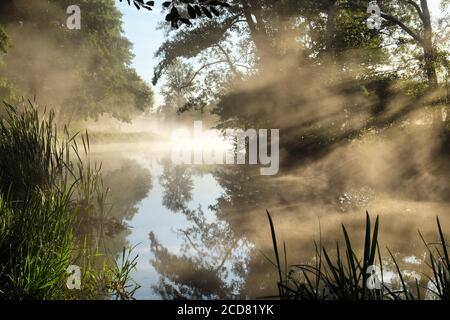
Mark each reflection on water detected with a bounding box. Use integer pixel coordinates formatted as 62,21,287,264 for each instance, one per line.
159,160,193,212
89,130,450,299
149,205,253,299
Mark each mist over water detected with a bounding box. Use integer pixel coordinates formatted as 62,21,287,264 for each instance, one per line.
86,111,449,298
79,32,450,298
84,28,449,299
0,0,448,300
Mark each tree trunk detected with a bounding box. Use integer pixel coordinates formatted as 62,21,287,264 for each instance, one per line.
241,0,273,63
345,0,438,89
420,0,438,89
325,0,338,57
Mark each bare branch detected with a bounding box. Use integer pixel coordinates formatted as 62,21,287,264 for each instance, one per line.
404,0,425,23
216,44,242,78
179,60,228,90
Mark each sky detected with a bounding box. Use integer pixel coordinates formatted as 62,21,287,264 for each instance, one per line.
116,1,446,107
117,4,166,106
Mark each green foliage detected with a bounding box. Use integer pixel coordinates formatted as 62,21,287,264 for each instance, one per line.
65,246,140,300
119,0,231,28
0,190,75,299
0,0,153,122
0,102,66,198
150,0,449,128
153,18,236,85
0,103,75,299
0,103,139,299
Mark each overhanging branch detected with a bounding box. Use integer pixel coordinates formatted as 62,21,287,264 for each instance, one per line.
342,1,424,45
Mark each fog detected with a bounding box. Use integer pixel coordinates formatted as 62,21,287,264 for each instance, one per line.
0,0,448,300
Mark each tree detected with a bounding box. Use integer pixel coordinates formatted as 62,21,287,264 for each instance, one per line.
0,0,153,122
158,59,198,119
124,0,448,89
344,0,439,89
150,0,392,85
125,0,448,163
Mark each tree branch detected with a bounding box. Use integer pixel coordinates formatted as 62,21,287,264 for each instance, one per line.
179,60,228,90
216,44,242,78
404,0,425,23
343,1,424,45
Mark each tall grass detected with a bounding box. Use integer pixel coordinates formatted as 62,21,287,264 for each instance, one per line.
0,102,139,300
0,102,66,198
0,190,75,299
266,210,449,300
419,217,449,300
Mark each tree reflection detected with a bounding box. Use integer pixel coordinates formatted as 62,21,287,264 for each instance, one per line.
78,158,153,256
159,159,193,212
149,206,253,299
103,159,153,222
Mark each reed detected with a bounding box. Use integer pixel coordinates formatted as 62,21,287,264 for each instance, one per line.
0,102,139,300
266,210,449,300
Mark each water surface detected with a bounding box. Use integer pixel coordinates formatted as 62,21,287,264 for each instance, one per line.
90,133,450,299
